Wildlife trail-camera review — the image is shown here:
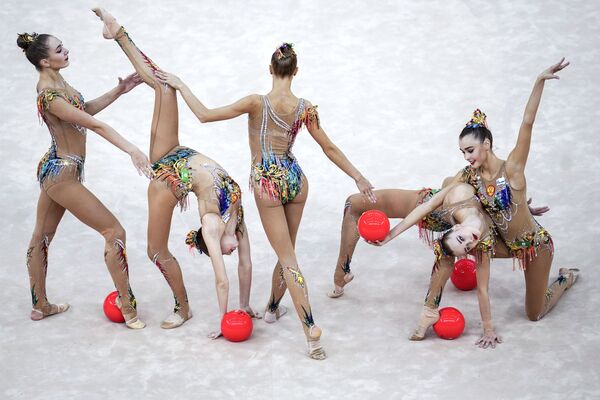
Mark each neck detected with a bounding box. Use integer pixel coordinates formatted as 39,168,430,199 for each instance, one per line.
39,68,66,88
479,152,502,176
271,76,293,94
461,213,483,235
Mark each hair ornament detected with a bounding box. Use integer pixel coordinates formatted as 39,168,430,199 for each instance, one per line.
432,239,449,262
18,32,38,51
465,108,488,129
275,42,295,60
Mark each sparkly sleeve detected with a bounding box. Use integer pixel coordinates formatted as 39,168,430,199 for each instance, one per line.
300,104,320,131
37,89,68,115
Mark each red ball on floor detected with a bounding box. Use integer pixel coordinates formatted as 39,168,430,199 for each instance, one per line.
433,307,465,340
451,258,477,291
221,310,253,342
357,210,390,242
103,291,125,323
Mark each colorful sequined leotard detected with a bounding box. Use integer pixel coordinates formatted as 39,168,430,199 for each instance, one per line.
248,95,319,204
462,163,553,269
36,88,87,188
419,190,497,259
152,146,244,232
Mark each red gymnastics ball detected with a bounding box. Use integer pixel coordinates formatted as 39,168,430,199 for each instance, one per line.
221,310,253,342
357,210,390,242
433,307,465,340
451,258,477,291
103,291,125,323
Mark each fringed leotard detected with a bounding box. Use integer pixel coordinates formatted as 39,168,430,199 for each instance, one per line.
462,163,553,269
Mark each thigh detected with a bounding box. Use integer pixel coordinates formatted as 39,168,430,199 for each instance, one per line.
150,85,180,161
33,189,66,235
523,247,553,314
46,181,120,234
284,176,309,246
254,193,296,265
347,189,421,219
147,180,178,249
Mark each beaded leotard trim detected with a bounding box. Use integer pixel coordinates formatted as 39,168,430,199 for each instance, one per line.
202,163,244,233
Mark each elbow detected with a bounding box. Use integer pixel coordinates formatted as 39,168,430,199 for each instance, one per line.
323,144,337,159
198,114,209,124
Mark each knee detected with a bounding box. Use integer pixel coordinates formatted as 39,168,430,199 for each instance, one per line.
526,310,542,322
344,194,361,215
147,244,171,263
101,223,126,243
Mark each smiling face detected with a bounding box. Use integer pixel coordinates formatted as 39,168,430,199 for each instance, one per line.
39,36,69,70
459,133,490,169
444,224,481,256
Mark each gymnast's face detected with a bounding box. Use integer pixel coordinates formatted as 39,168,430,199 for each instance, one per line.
459,134,490,169
220,233,239,255
40,36,70,70
445,224,480,256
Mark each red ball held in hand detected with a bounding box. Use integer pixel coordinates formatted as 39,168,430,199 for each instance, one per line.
451,258,477,291
221,310,253,342
433,307,465,340
357,210,390,242
103,291,125,323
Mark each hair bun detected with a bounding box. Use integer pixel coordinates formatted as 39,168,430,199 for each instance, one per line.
17,32,38,52
465,108,488,129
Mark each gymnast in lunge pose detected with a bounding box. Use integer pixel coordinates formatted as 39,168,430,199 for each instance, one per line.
153,41,376,359
17,32,151,328
93,9,259,337
456,58,578,322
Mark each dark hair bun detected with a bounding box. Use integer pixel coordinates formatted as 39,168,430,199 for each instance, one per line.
17,32,37,52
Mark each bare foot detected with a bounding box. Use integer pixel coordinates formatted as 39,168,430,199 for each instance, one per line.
30,303,70,321
409,306,439,341
264,305,287,323
91,8,122,39
307,325,327,360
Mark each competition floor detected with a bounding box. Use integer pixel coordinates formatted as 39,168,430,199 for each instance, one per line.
2,1,599,399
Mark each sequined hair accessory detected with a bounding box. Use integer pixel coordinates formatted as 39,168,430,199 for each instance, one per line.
465,108,488,129
18,32,39,51
432,239,449,262
275,42,295,60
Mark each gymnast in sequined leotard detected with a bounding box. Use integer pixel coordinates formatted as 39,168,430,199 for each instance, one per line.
17,31,151,328
370,183,504,347
453,59,578,325
93,9,259,337
154,42,376,360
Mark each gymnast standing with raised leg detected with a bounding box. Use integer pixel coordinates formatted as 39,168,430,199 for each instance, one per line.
154,42,376,359
17,32,150,328
93,9,259,337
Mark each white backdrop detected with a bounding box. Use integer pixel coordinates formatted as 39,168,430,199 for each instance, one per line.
1,1,599,399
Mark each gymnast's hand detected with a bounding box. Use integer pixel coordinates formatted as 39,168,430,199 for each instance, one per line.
356,176,377,203
155,70,184,90
538,57,570,81
128,148,152,179
527,197,550,216
476,329,502,349
367,234,392,247
117,73,143,94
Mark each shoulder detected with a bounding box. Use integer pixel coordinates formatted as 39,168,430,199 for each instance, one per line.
37,88,69,111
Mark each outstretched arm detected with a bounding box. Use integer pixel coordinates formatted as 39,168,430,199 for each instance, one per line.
155,71,260,122
305,102,376,202
84,73,143,116
474,255,502,349
507,58,569,175
371,184,455,246
46,97,151,177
